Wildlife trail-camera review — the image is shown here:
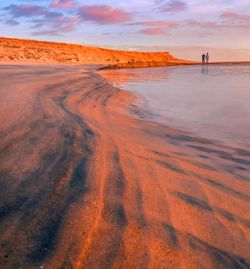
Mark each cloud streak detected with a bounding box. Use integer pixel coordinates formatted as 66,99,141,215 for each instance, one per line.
4,4,47,17
221,11,250,23
129,21,178,27
140,28,168,35
51,0,75,9
156,0,187,13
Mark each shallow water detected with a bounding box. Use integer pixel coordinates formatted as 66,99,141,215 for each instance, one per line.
101,64,250,148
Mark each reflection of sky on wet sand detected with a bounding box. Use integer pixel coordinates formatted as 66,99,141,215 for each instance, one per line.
101,64,250,147
101,68,171,85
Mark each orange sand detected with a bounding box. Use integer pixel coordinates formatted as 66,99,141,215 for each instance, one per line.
0,37,189,67
0,64,249,269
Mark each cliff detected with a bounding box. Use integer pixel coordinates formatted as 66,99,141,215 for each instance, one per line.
0,37,181,66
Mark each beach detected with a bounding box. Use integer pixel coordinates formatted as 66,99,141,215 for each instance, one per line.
0,63,250,269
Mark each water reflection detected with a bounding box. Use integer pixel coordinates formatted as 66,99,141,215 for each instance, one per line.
201,65,209,75
100,64,250,147
101,67,172,84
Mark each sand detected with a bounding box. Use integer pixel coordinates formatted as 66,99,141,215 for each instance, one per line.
0,63,249,269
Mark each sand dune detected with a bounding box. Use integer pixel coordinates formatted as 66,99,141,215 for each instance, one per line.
0,64,249,269
0,37,187,67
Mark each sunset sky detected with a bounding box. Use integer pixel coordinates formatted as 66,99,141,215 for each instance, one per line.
1,0,250,60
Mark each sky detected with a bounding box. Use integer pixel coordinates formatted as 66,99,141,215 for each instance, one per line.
0,0,250,60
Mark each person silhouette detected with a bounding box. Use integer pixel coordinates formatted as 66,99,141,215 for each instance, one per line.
202,53,206,64
206,52,209,64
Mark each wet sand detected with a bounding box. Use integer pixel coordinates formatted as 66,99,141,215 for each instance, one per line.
0,64,250,269
100,64,250,148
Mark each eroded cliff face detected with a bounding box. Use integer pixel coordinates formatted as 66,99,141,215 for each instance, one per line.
0,37,177,65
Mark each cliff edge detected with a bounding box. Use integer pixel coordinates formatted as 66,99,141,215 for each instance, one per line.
0,37,186,66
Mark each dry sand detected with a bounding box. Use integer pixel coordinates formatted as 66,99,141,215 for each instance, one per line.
0,64,249,269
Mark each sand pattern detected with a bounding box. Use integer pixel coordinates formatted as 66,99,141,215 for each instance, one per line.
0,64,250,269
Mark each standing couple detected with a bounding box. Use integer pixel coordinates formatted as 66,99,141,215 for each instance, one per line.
202,53,209,64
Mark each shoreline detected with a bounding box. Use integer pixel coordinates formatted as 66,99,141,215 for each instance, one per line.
1,60,248,72
98,60,250,70
0,63,250,268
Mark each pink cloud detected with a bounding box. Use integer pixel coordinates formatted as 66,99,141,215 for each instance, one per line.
129,20,178,36
221,12,250,23
51,0,75,9
140,28,167,36
219,12,250,29
77,5,132,24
